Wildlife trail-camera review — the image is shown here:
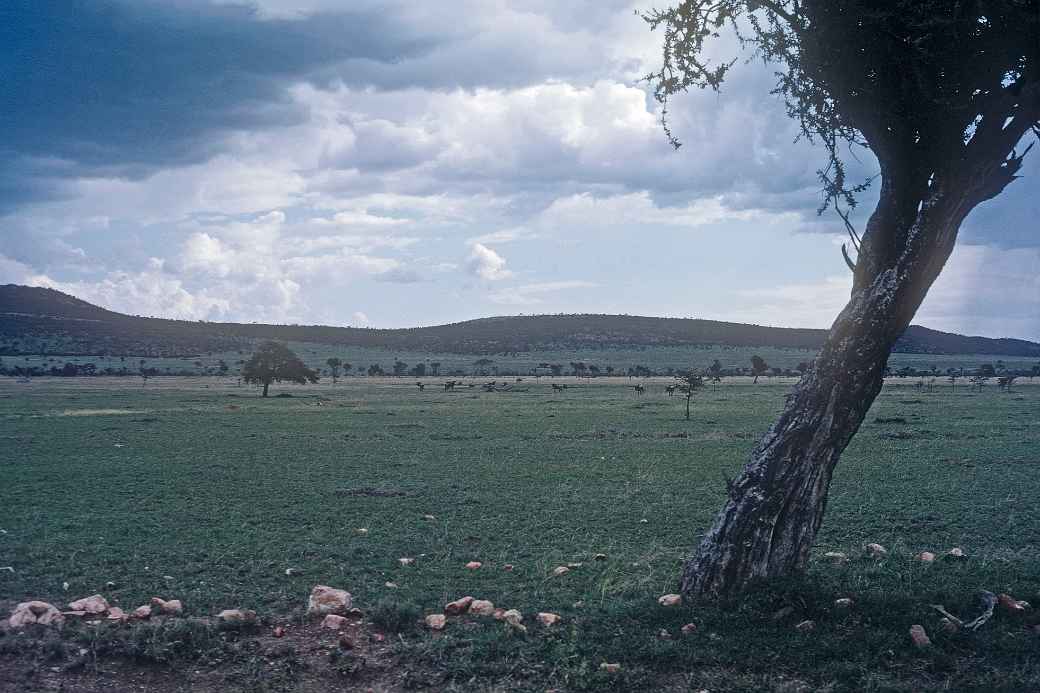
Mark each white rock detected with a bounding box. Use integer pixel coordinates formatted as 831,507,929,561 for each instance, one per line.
425,614,446,630
536,612,561,626
218,609,257,626
307,585,351,616
151,597,183,615
658,594,682,607
551,566,570,577
465,561,482,570
469,599,495,616
7,601,64,629
321,614,347,630
68,595,109,614
445,596,474,616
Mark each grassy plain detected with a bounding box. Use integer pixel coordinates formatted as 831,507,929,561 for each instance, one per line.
1,376,1039,691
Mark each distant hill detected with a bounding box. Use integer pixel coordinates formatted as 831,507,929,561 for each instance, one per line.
2,283,1039,358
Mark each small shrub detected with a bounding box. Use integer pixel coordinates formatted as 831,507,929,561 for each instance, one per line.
369,598,421,634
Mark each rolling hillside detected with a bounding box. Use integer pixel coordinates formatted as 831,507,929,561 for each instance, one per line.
2,283,1039,358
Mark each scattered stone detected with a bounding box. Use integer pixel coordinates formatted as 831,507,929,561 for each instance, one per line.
502,609,524,629
681,623,698,635
425,614,446,630
106,607,128,622
62,581,69,591
469,600,495,616
321,614,348,631
594,553,607,561
658,594,682,607
465,561,483,570
132,605,152,619
151,598,183,615
795,620,815,633
639,518,649,524
998,594,1027,613
864,543,888,558
62,611,86,618
835,598,854,610
551,566,570,577
600,663,622,673
910,624,931,648
68,595,109,614
422,514,436,521
371,632,386,643
105,581,116,589
823,552,848,564
940,617,959,634
399,557,416,566
356,528,369,535
7,601,64,629
567,562,583,569
503,564,515,571
445,596,475,616
493,608,507,620
536,612,561,626
307,585,351,617
273,626,286,637
285,568,300,576
918,551,936,562
657,628,672,639
946,547,966,559
218,609,258,626
384,581,399,589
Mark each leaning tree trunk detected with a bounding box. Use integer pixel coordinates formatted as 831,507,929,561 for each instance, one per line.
681,165,1007,598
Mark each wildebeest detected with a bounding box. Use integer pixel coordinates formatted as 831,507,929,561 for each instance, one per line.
416,382,425,392
665,385,676,396
632,384,645,395
443,381,457,392
551,383,567,392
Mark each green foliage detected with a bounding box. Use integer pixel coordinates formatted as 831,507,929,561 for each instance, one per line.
369,598,422,634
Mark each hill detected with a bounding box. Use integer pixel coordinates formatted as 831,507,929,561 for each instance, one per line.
2,283,1039,358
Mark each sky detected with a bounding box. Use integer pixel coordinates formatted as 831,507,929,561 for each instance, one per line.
1,1,1037,339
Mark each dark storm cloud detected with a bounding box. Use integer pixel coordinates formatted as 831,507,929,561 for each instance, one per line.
0,0,442,210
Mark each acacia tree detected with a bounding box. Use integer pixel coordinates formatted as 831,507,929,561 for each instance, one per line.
326,357,342,384
676,370,706,420
645,0,1040,598
750,355,769,384
242,341,319,397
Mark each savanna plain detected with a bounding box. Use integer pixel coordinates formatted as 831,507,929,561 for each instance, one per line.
2,376,1039,692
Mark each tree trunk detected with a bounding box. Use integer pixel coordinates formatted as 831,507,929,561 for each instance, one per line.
681,175,988,598
262,381,269,397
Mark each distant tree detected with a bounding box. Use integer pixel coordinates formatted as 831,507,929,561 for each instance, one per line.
218,359,229,376
1032,363,1040,379
367,364,384,377
750,355,769,384
605,366,615,377
588,364,600,377
326,357,342,384
429,362,441,376
409,363,426,377
474,358,494,375
241,341,319,397
675,370,706,420
570,361,587,377
393,360,408,377
708,359,723,391
979,363,996,377
342,362,352,376
549,364,563,377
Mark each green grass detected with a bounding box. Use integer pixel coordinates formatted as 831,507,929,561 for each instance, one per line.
1,376,1038,691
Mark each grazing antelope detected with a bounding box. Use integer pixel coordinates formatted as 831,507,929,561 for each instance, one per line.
632,384,645,395
443,381,457,392
416,382,425,392
551,383,567,392
665,385,676,396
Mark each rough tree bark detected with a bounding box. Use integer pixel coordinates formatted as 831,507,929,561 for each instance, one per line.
681,125,1036,597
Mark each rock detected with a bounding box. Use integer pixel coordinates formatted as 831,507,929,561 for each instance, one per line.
998,593,1026,613
940,617,959,634
493,608,507,620
7,601,64,629
62,611,86,618
835,598,854,609
132,605,152,619
594,553,607,561
537,612,561,626
384,582,399,589
422,514,436,521
356,528,369,535
151,597,183,615
371,632,386,643
469,600,495,616
68,595,109,614
307,585,351,617
600,663,622,673
864,543,888,558
105,581,116,589
218,609,258,626
657,628,672,639
551,566,570,577
445,596,475,616
567,562,583,569
681,623,698,635
503,564,515,571
946,547,966,559
823,551,848,564
106,607,128,621
795,620,815,633
465,561,483,570
658,594,682,607
399,557,415,566
425,614,447,630
918,551,936,562
502,609,523,627
910,624,931,648
273,626,286,637
338,634,355,650
285,568,301,576
321,614,348,631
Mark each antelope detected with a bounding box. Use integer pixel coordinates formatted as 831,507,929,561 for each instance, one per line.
551,383,567,392
416,382,425,392
665,385,676,396
632,384,645,395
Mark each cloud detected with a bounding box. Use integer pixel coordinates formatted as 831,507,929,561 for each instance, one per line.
466,243,512,281
488,280,598,306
